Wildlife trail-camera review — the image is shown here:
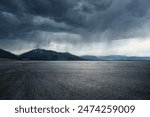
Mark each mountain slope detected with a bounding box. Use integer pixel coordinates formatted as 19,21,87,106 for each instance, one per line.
19,49,84,61
0,49,17,59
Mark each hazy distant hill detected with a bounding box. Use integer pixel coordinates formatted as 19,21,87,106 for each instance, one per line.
81,55,99,60
81,55,150,60
19,49,84,61
0,49,17,59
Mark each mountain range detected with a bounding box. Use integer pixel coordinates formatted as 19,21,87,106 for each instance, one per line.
0,48,150,61
0,48,84,61
81,55,150,61
19,49,84,61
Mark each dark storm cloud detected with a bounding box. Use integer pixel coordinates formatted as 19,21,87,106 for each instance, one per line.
0,0,113,38
0,0,150,42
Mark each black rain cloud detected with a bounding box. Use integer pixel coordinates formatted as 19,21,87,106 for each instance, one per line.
0,0,150,53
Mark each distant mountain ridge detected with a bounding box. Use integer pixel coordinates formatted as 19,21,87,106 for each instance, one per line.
19,49,84,61
0,48,150,61
81,55,150,60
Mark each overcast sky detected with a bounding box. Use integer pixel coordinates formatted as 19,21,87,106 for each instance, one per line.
0,0,150,56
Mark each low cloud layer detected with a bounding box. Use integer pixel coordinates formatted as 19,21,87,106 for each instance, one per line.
0,0,150,56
